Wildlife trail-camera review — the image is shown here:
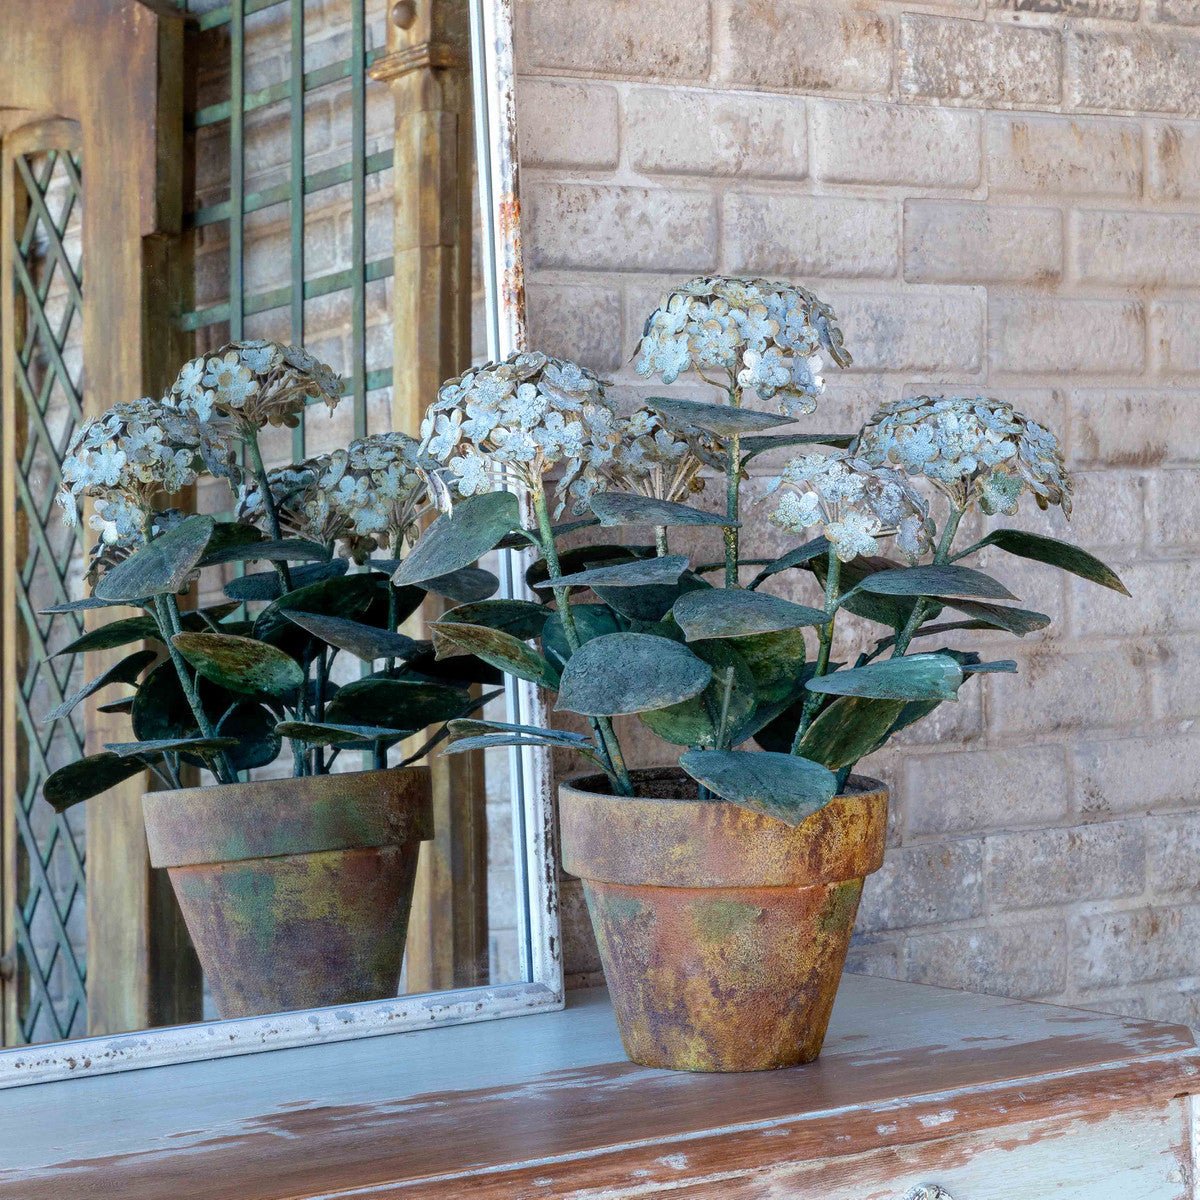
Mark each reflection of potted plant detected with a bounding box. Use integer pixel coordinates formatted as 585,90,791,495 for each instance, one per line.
43,342,496,1018
407,276,1129,1073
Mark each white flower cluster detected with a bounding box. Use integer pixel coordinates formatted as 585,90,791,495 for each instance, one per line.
852,396,1072,518
607,407,715,504
420,352,621,516
57,397,209,537
634,276,851,418
171,340,343,432
769,451,934,564
238,433,430,562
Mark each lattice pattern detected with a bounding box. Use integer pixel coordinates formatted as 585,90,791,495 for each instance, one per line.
9,149,88,1044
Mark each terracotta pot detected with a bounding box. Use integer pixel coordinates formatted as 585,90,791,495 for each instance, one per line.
142,766,432,1019
559,767,887,1072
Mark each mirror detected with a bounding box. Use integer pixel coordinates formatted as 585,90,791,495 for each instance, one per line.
0,0,560,1086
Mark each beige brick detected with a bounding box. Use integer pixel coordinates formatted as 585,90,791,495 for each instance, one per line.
526,284,623,373
724,194,898,279
1149,468,1200,550
987,114,1142,198
845,936,901,979
1072,390,1200,468
1050,471,1145,557
858,842,984,933
515,0,711,80
811,101,980,188
1068,28,1200,114
516,80,619,169
904,200,1061,284
989,298,1144,376
1074,211,1200,287
1071,560,1200,640
901,15,1062,106
1155,635,1200,719
626,89,807,179
829,289,985,373
906,922,1067,998
1151,301,1200,375
992,0,1137,13
904,745,1069,837
986,821,1145,910
972,548,1068,631
1151,0,1200,23
1147,812,1200,894
891,684,983,747
1072,906,1200,987
526,183,718,272
1076,735,1200,817
718,0,892,95
988,644,1150,735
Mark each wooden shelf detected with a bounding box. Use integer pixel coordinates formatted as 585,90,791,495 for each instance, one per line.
2,975,1198,1198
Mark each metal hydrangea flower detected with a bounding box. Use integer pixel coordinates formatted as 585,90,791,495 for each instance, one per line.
851,396,1072,518
171,340,343,432
57,396,215,534
768,451,934,564
237,433,431,563
607,406,717,504
419,351,621,516
633,276,851,418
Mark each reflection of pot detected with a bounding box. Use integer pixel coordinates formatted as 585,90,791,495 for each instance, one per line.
560,767,888,1073
142,766,432,1019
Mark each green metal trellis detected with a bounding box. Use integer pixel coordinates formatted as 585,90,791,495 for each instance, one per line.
9,148,88,1045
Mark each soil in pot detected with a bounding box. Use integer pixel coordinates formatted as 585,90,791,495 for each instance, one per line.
559,766,887,1073
142,765,432,1019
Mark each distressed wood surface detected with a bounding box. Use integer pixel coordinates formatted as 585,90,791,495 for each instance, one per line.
0,976,1197,1198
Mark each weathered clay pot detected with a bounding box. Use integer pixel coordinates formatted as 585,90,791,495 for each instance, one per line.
142,766,432,1019
559,767,887,1072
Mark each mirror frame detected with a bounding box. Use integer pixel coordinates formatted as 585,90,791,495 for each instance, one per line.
0,0,563,1089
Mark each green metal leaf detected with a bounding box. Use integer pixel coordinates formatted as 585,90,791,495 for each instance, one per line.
733,628,809,704
275,721,409,747
805,654,964,702
51,616,161,657
171,632,306,697
536,554,690,591
94,514,216,602
556,632,712,716
43,752,148,812
325,677,471,729
198,527,330,567
105,737,239,760
43,649,158,723
679,749,838,826
590,492,732,528
216,702,284,771
283,611,422,661
253,572,380,643
392,490,522,587
672,589,826,641
647,396,793,437
855,564,1017,602
748,536,831,590
432,621,560,688
497,516,598,550
639,641,756,748
941,599,1051,636
370,563,500,603
817,553,925,630
438,599,551,640
593,572,709,623
965,529,1130,595
542,604,624,667
962,659,1017,674
444,733,605,762
526,543,654,591
224,558,349,602
39,596,125,615
740,432,855,460
796,696,907,771
447,719,595,748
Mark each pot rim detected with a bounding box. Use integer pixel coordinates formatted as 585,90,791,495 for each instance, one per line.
142,764,433,869
559,766,888,889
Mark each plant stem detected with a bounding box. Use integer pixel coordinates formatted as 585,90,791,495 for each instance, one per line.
245,427,293,593
891,504,965,659
531,483,633,795
654,525,670,557
791,549,842,754
723,383,742,588
715,666,736,750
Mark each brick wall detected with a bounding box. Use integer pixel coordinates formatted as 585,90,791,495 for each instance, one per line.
513,0,1200,1024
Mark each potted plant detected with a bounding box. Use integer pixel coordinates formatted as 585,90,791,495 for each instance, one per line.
405,277,1129,1072
43,341,497,1019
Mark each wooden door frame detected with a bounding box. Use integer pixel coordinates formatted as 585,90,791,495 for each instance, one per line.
0,0,195,1040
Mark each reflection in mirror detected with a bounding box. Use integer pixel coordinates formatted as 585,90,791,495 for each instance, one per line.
0,0,560,1085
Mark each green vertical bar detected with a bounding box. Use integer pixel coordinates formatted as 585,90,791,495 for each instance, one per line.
230,0,246,341
289,0,306,459
350,0,366,438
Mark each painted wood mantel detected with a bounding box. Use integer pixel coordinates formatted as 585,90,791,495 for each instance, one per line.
1,975,1198,1198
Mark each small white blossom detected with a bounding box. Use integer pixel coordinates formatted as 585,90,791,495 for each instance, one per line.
608,407,717,505
825,510,882,563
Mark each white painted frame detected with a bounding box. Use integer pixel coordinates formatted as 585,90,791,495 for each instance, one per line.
0,0,563,1090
